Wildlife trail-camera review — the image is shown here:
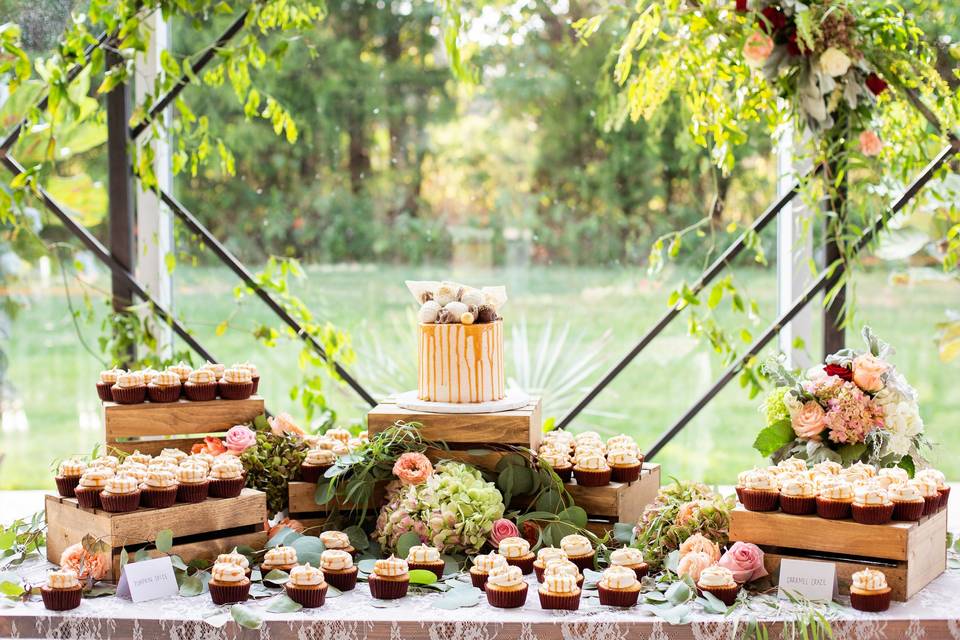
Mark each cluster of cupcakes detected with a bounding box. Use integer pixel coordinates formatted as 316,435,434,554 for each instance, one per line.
300,429,368,482
96,361,260,404
415,281,501,325
537,430,643,486
737,458,949,524
56,448,246,512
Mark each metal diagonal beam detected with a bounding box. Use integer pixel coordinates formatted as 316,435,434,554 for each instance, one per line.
129,10,249,140
556,167,819,430
157,188,378,407
0,152,219,365
645,140,960,460
0,31,110,154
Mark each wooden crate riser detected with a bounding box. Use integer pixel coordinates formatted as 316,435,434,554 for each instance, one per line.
288,481,385,517
367,398,542,449
424,447,525,473
729,506,946,602
103,398,265,454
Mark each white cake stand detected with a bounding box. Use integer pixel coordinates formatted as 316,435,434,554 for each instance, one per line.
394,389,531,414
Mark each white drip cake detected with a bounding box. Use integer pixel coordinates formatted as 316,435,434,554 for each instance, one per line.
406,280,507,404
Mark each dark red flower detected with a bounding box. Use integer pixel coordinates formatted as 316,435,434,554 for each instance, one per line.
785,31,810,56
759,6,787,33
866,73,888,96
824,364,853,381
735,0,748,12
521,521,540,548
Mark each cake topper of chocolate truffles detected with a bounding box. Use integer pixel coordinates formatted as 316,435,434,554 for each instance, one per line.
406,280,507,325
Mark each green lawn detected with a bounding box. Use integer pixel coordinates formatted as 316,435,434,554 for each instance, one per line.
2,260,957,489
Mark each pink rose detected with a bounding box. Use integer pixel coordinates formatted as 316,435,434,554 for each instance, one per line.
792,400,826,440
678,533,721,564
392,452,434,485
852,354,887,393
224,425,257,454
677,551,715,583
489,518,520,547
859,130,883,157
718,541,768,583
743,32,774,68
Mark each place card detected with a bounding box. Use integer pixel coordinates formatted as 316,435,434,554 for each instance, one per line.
776,559,838,602
116,556,178,602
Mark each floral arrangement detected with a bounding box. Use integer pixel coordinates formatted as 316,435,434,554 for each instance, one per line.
676,534,767,586
374,458,505,556
755,327,927,469
239,415,310,515
634,480,734,569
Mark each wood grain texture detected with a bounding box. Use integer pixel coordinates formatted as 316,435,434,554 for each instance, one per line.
109,531,268,579
103,397,265,438
728,505,934,560
423,446,522,472
566,463,660,520
106,437,208,456
367,397,541,448
762,551,909,601
287,481,385,515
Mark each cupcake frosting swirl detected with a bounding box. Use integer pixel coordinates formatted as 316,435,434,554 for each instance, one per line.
812,460,842,476
852,568,887,591
79,467,114,488
853,485,891,506
187,368,216,385
99,369,123,384
486,565,524,588
210,460,243,480
606,434,637,449
560,534,592,557
538,451,570,468
160,448,188,463
104,474,139,494
168,362,192,381
152,371,180,387
780,476,815,498
144,469,177,488
698,565,737,588
320,549,353,571
887,481,923,502
472,552,507,573
407,545,441,563
575,451,609,471
742,469,777,491
373,556,408,577
543,560,580,578
542,574,578,594
305,449,336,466
59,459,87,477
264,546,297,566
598,565,637,590
116,371,145,388
777,457,807,473
318,531,351,550
289,563,325,587
818,478,853,500
909,477,939,498
916,469,946,489
498,537,531,559
217,552,250,570
235,362,258,376
177,465,207,484
47,569,80,589
610,547,644,566
127,451,152,465
93,455,119,470
212,562,246,583
607,449,640,465
536,547,567,565
222,367,252,384
201,361,225,378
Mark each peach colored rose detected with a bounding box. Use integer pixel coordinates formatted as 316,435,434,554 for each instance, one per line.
743,32,774,67
268,412,306,437
852,354,887,393
60,542,109,581
676,501,699,526
677,551,715,583
859,130,883,157
792,400,826,440
718,541,768,583
266,517,305,539
191,436,227,456
393,452,434,486
678,533,721,564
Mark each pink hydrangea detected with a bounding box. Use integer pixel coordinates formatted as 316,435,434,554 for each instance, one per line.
822,381,885,444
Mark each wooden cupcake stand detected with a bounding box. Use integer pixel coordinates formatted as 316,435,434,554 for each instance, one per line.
45,398,270,580
289,396,661,535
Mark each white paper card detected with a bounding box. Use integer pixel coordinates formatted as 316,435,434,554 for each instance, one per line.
116,557,178,602
776,559,838,602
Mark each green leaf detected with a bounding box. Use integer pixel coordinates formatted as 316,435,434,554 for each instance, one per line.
178,574,205,597
0,581,23,597
699,591,728,614
535,490,563,513
897,455,916,478
170,555,188,571
134,549,151,562
432,586,481,610
395,532,422,559
267,527,300,548
558,506,588,529
266,593,302,613
516,511,559,524
612,522,635,546
343,525,369,551
356,558,377,574
665,580,691,605
230,604,262,629
84,585,116,598
408,569,438,585
838,443,868,465
261,569,290,585
155,529,174,553
119,547,129,568
290,536,325,566
0,530,15,551
752,419,795,457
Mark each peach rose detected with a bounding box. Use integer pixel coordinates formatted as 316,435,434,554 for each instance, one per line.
678,533,721,564
743,32,774,68
676,501,699,526
859,130,883,157
268,412,306,437
852,354,887,393
191,436,227,456
266,517,305,539
60,542,109,581
677,551,715,583
393,452,434,486
792,400,826,440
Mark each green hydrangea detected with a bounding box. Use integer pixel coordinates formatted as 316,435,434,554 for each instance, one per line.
761,386,791,425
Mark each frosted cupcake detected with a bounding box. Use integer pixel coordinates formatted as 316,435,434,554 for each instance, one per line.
777,457,807,473
406,544,445,575
127,450,152,466
697,565,740,606
538,573,580,611
286,563,327,608
560,534,595,572
140,469,178,508
55,459,87,497
200,361,226,380
816,477,854,520
216,552,251,577
469,552,507,588
533,547,567,583
262,545,298,572
74,467,114,509
318,530,355,555
168,361,193,385
739,469,779,512
597,565,641,607
300,448,337,483
888,481,925,521
538,449,572,483
779,475,816,515
234,362,260,394
119,461,148,484
112,371,147,404
176,464,210,503
484,565,528,609
368,556,409,600
208,459,245,498
812,460,842,476
876,467,909,490
96,368,123,402
184,368,217,401
915,469,949,510
100,474,141,513
909,477,940,516
608,448,642,483
543,559,583,588
219,366,254,400
499,537,535,574
849,568,890,612
573,450,611,487
851,485,893,525
609,547,649,580
209,562,250,604
41,569,82,611
320,549,357,591
147,370,181,403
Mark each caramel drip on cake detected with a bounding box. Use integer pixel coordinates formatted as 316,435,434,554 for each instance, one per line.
418,321,504,403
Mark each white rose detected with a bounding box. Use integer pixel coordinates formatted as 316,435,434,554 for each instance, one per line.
819,47,851,77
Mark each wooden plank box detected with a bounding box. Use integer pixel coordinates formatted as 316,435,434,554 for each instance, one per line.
287,481,385,530
45,489,268,580
102,397,265,455
729,506,947,601
367,397,542,451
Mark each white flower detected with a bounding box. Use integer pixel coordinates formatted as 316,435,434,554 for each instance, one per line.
819,47,852,77
874,387,924,456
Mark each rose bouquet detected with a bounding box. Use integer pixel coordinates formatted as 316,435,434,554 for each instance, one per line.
756,327,928,469
374,461,505,556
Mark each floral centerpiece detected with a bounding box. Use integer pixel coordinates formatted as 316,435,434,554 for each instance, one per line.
755,327,928,469
374,456,505,556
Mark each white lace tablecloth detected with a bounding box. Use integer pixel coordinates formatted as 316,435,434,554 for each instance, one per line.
2,555,960,640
